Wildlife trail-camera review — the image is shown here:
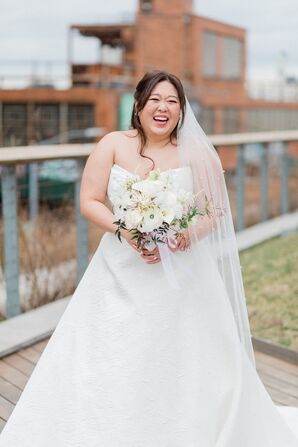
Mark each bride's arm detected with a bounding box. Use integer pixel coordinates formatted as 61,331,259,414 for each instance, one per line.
168,201,225,252
190,212,220,240
80,132,124,235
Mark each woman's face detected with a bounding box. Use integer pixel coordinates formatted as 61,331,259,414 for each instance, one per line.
137,80,181,140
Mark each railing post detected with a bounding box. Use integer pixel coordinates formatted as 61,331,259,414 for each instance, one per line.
59,103,68,142
236,144,245,231
1,165,21,317
29,162,39,221
259,142,269,222
0,102,3,146
75,158,89,284
280,141,289,215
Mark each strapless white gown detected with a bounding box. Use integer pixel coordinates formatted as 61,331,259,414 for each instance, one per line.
0,164,297,446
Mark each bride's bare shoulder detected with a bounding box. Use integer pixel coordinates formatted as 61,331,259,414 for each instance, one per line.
96,129,138,146
90,129,139,165
120,129,139,138
107,129,139,141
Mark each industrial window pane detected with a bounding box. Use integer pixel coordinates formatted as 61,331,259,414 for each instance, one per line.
68,104,95,142
3,104,27,146
202,31,217,78
199,107,215,134
34,104,60,143
141,0,152,13
223,108,240,133
246,108,298,131
222,37,242,79
68,104,94,130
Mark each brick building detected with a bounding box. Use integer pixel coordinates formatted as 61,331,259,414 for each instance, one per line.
0,0,297,154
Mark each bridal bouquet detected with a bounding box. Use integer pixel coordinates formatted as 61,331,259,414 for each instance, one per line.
112,169,211,249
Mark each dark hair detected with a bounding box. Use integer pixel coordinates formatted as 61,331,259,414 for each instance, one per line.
130,70,186,170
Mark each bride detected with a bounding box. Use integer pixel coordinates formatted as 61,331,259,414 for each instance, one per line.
0,70,297,446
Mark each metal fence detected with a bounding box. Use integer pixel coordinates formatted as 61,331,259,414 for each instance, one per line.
0,131,298,319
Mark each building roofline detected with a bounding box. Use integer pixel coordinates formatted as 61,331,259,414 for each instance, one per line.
191,13,246,33
71,13,246,35
71,23,135,33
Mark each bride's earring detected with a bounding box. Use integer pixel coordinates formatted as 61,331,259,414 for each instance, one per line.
178,111,182,127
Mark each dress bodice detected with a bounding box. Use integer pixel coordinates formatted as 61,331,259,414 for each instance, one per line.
107,163,193,209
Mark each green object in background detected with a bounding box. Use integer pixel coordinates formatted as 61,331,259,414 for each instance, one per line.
5,162,77,203
119,93,134,130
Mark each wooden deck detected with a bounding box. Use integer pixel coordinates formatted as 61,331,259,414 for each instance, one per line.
0,338,297,432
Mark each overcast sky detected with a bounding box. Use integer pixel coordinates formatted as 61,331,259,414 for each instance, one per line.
0,0,297,83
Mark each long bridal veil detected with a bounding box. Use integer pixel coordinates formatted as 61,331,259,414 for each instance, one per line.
159,96,255,367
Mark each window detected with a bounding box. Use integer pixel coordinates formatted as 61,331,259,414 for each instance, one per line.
3,104,27,146
199,107,215,134
222,37,242,79
186,100,214,134
68,104,94,142
34,104,59,142
246,109,298,132
141,0,153,13
222,108,240,133
202,31,217,78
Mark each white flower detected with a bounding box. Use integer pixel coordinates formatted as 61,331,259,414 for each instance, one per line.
121,191,136,207
132,179,164,196
173,203,184,219
113,203,126,220
137,192,153,208
153,191,177,209
125,209,143,230
138,207,164,233
161,208,175,224
177,189,193,205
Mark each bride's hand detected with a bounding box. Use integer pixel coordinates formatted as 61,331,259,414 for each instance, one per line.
167,229,191,253
121,229,141,252
121,230,160,264
139,245,161,264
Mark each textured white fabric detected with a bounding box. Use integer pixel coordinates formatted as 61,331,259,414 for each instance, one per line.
0,165,297,446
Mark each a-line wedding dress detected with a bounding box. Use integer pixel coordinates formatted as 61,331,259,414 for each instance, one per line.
0,162,297,446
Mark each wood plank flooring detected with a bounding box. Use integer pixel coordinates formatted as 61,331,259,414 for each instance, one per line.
0,337,297,432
